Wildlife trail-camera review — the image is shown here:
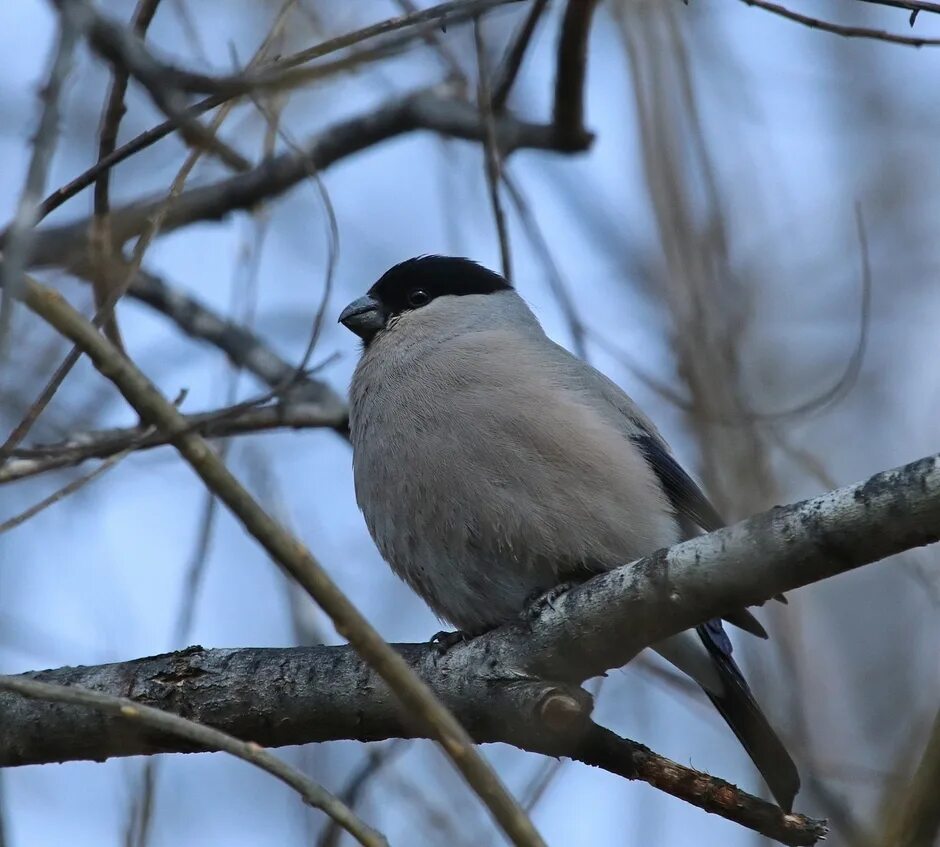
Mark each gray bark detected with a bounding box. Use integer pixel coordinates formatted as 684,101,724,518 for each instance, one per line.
3,451,937,769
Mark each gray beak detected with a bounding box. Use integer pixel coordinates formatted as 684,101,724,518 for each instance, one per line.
338,295,385,340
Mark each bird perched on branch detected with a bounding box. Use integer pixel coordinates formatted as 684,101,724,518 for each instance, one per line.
339,255,799,811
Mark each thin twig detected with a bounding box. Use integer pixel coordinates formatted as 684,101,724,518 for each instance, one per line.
741,0,940,45
36,92,228,222
393,0,466,81
492,0,550,110
318,742,406,847
0,14,292,468
26,90,589,269
0,675,388,847
0,442,140,535
520,758,565,812
501,168,586,356
170,0,295,651
125,267,348,412
55,0,250,170
0,400,345,485
91,0,164,352
569,724,827,846
56,0,517,102
852,0,940,15
34,0,524,222
0,6,80,356
244,104,340,379
123,758,158,847
17,273,546,847
475,18,513,282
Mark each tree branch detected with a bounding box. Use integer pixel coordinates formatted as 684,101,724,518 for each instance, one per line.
22,89,591,269
0,644,825,846
0,400,345,485
14,273,545,847
741,0,940,46
34,0,530,223
4,448,939,841
0,5,80,350
0,674,388,847
552,0,599,147
852,0,940,16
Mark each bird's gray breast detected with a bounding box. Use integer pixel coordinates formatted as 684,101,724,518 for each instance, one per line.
348,296,678,633
348,326,547,632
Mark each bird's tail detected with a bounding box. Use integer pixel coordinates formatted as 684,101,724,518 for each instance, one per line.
697,624,800,812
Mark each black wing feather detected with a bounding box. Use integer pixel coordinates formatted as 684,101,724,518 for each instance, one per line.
697,621,800,811
631,433,725,531
631,433,772,638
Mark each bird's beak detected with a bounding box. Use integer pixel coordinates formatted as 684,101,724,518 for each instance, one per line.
338,295,385,340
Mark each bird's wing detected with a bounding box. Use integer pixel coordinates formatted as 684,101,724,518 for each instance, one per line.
535,337,798,803
539,337,770,637
629,431,724,532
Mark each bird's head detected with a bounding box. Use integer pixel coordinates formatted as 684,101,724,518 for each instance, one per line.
338,255,511,344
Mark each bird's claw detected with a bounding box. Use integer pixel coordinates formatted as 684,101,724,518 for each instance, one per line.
520,581,579,622
430,629,470,656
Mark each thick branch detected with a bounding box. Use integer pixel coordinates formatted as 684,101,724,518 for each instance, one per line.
552,0,598,146
506,451,940,685
4,451,939,841
0,644,824,846
0,673,387,847
22,89,589,269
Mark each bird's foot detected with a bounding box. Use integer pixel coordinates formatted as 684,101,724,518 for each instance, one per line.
430,629,471,656
520,581,580,622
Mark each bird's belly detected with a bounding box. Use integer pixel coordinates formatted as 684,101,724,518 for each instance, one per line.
390,542,556,634
351,369,678,634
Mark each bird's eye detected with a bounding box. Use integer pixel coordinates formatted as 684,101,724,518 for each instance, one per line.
407,288,430,307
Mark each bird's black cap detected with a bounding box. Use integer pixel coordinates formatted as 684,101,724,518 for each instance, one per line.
368,255,511,316
339,255,511,342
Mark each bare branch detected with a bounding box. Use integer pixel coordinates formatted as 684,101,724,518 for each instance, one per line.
56,0,521,100
54,0,250,170
3,435,939,839
91,0,164,352
317,742,406,847
0,441,137,530
475,18,513,282
0,643,824,846
0,674,388,847
35,0,530,222
553,0,599,147
502,169,587,357
23,89,591,270
852,0,940,15
0,7,80,353
0,7,305,470
126,267,345,403
741,0,940,46
492,0,550,110
15,272,545,847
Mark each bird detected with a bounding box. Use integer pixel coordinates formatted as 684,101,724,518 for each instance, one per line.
338,254,799,811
